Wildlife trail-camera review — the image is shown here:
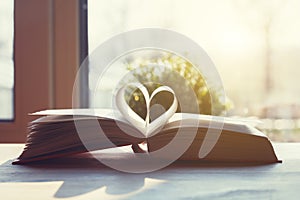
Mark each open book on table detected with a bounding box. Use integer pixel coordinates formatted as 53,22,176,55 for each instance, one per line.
13,109,280,164
13,84,280,164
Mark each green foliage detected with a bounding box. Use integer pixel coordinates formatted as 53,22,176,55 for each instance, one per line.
124,53,230,118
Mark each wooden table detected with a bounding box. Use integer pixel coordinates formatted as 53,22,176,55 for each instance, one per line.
0,143,300,200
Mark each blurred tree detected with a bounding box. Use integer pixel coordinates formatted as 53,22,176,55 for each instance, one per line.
123,53,231,119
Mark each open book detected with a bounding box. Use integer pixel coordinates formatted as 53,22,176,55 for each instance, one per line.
13,84,280,164
13,108,280,164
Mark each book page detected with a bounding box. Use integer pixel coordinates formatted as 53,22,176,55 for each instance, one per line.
32,109,127,123
166,113,266,137
31,109,265,138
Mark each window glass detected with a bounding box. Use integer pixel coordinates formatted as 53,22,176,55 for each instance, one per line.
88,0,300,141
0,1,14,120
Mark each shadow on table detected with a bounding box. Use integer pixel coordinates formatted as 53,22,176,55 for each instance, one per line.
0,153,280,199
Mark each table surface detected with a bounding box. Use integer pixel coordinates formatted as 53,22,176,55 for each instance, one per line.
0,143,300,200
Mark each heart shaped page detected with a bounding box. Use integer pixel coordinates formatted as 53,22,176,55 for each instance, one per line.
115,82,178,137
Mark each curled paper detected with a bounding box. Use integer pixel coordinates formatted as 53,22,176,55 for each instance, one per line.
115,82,178,137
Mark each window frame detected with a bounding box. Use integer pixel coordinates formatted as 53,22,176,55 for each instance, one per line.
0,0,81,142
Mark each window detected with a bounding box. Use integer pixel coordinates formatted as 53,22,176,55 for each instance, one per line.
1,0,298,142
0,1,14,121
0,0,81,142
88,0,300,141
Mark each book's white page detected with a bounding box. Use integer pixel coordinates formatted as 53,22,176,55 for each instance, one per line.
115,83,178,137
32,109,125,122
167,113,265,137
32,109,265,139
